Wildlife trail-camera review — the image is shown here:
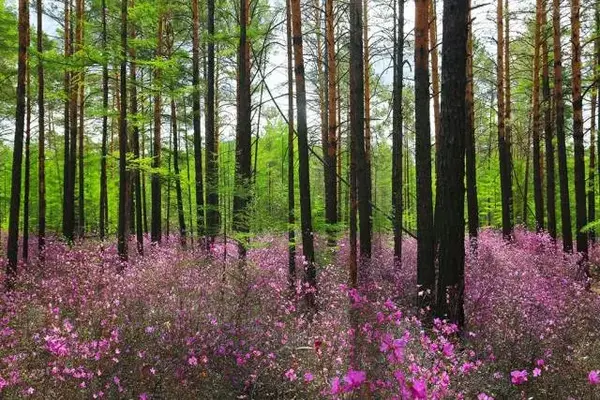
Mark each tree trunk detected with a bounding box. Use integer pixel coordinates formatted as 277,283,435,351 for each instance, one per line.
100,0,109,240
392,0,404,263
363,0,372,201
429,0,441,153
542,0,556,240
435,0,468,328
286,0,296,288
233,0,252,259
37,0,46,258
192,0,205,242
324,0,337,244
76,0,84,237
6,0,28,286
590,74,596,243
206,0,219,241
67,0,78,242
130,4,143,254
351,0,371,264
532,0,544,231
497,0,513,240
23,58,31,262
553,0,572,252
466,1,479,241
290,0,317,306
62,0,71,241
415,0,435,305
151,15,163,243
118,0,129,263
171,99,187,246
571,0,587,257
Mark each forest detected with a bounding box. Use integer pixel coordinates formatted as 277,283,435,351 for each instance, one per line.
0,0,600,397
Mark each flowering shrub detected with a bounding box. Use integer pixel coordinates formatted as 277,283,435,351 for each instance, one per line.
0,229,598,398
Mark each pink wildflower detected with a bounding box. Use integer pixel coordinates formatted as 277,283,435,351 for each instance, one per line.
343,370,366,390
284,368,297,381
589,370,600,385
304,372,314,383
510,370,528,385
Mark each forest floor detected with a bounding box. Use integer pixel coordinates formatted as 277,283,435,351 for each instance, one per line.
1,230,600,399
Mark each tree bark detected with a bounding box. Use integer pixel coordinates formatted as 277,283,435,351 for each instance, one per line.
172,99,187,246
130,2,143,254
62,0,72,242
532,0,544,231
37,0,46,258
76,0,84,237
542,0,556,240
466,1,479,241
324,0,338,243
286,0,296,288
192,0,205,242
435,0,468,328
571,0,587,257
497,0,513,240
392,0,404,263
415,0,435,305
6,0,28,287
100,0,109,240
151,15,163,243
233,0,252,259
206,0,219,241
553,0,572,252
118,0,129,263
290,0,317,305
23,57,31,262
351,0,371,264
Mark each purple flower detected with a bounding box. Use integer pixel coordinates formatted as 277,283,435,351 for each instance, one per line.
533,368,541,378
410,378,427,399
589,370,600,385
343,370,366,390
284,368,297,381
304,372,314,383
330,377,342,395
510,370,528,385
188,356,198,366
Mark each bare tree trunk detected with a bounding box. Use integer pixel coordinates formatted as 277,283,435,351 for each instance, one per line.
392,0,404,263
151,15,163,243
571,0,587,257
351,0,371,264
429,0,441,153
286,0,296,288
233,0,252,260
415,0,435,306
118,0,129,263
171,99,187,247
497,0,513,240
553,0,572,252
192,0,205,242
100,0,109,240
76,0,84,237
37,0,46,258
435,0,468,328
542,0,556,240
23,57,31,262
324,0,338,244
62,0,71,241
466,1,479,241
130,2,143,254
290,0,317,306
6,0,28,287
206,0,219,242
532,0,544,231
